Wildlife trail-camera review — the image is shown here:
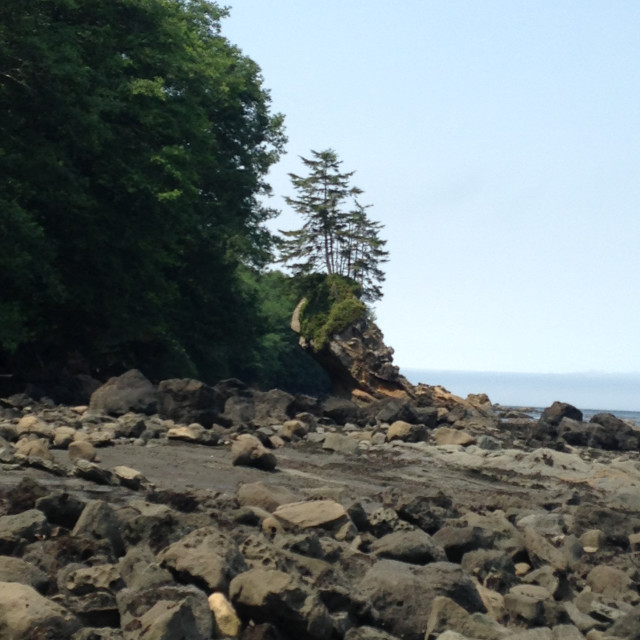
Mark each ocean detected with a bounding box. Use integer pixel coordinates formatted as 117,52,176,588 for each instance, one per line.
402,369,640,422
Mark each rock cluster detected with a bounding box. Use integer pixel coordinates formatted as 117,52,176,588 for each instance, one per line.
0,371,640,639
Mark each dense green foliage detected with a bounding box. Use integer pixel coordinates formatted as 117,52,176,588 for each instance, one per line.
241,270,331,392
295,274,366,351
0,0,288,382
280,149,389,302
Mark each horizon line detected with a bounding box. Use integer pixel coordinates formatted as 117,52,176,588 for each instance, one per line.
400,367,640,377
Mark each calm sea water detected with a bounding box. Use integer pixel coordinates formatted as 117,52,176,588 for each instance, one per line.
402,369,640,421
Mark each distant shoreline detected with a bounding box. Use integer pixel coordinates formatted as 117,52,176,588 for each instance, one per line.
402,368,640,414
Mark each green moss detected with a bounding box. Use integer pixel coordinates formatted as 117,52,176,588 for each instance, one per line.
297,274,366,351
314,297,366,348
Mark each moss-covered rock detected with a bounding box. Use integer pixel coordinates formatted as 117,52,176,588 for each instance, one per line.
296,274,366,351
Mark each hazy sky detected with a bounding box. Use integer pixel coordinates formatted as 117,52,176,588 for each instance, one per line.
223,1,640,375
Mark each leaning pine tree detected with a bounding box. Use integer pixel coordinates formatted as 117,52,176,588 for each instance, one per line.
279,149,389,303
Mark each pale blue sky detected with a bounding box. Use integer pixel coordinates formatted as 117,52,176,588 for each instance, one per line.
223,1,640,375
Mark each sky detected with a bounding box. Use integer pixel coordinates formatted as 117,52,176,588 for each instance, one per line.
222,1,640,376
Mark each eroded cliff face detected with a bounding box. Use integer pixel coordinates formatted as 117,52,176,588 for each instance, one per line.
291,300,413,400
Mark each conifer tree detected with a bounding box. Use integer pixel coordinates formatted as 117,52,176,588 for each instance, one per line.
280,149,389,302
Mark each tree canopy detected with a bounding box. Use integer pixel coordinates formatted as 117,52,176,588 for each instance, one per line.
279,149,389,303
0,0,285,380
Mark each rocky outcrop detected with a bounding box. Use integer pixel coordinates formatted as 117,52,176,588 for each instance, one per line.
291,306,413,400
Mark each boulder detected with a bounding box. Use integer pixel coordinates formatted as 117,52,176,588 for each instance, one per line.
503,584,566,627
17,415,53,439
237,482,299,513
113,465,146,490
425,595,510,639
71,500,125,557
2,475,49,515
89,370,157,416
114,413,147,438
167,423,220,446
323,432,361,454
535,402,583,440
73,459,115,485
370,529,447,565
358,560,486,640
432,526,490,563
0,582,80,639
35,492,85,529
0,509,50,554
280,419,308,441
608,603,640,639
586,565,631,598
0,556,50,591
522,527,569,571
433,427,475,447
372,398,420,425
208,592,242,637
387,420,428,443
116,584,213,640
394,491,456,535
540,401,583,425
68,440,98,462
523,565,570,601
322,397,363,425
221,394,255,428
64,563,124,596
579,528,604,553
589,412,640,450
53,426,77,448
572,504,638,549
230,568,332,639
156,526,247,592
157,378,224,428
460,549,517,592
15,437,52,460
253,389,296,427
231,435,277,471
118,546,173,591
273,499,351,533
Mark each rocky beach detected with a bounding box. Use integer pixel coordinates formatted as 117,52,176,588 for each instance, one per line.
2,364,640,640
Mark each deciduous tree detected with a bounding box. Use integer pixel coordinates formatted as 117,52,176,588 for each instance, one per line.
0,0,285,379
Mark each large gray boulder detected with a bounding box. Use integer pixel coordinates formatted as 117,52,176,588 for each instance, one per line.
534,401,583,440
72,500,125,557
89,370,157,416
252,389,296,427
369,529,446,565
358,560,485,640
156,526,247,592
0,509,50,554
589,412,640,450
0,581,80,639
116,584,212,640
230,568,332,639
157,378,225,428
0,556,50,591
